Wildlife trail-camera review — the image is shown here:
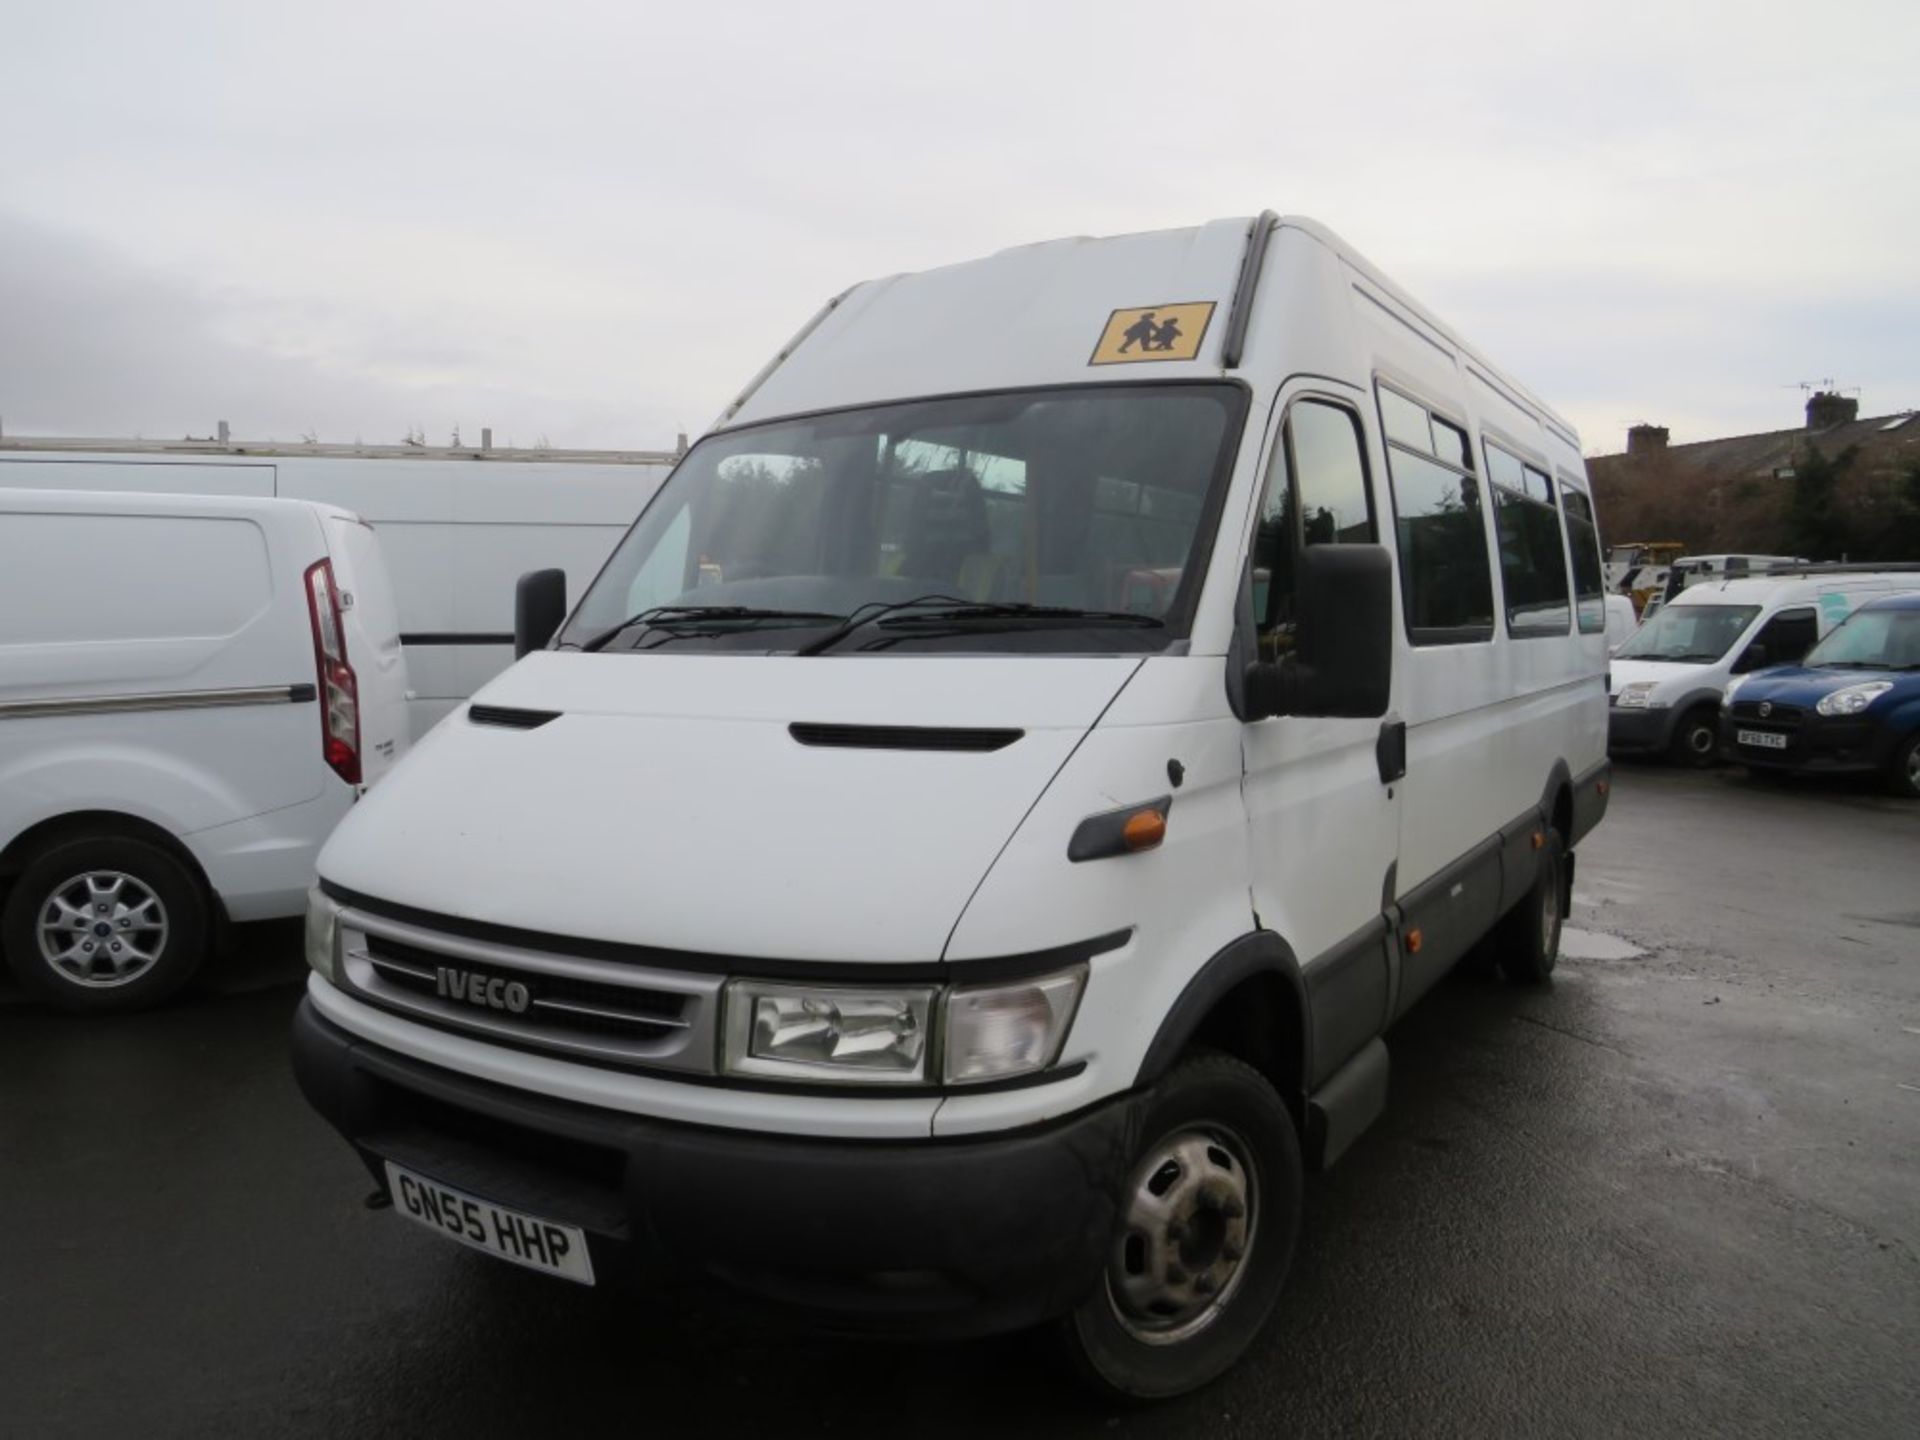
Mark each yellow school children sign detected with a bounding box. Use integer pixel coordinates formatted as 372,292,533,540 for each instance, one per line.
1089,301,1217,365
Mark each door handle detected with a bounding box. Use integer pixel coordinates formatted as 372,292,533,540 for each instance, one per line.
1376,718,1407,785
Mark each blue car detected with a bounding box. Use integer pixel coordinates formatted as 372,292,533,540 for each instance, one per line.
1720,592,1920,797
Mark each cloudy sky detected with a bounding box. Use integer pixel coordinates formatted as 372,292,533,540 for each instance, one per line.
2,0,1916,455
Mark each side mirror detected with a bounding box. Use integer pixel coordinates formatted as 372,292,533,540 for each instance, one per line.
1733,642,1769,675
514,568,568,659
1244,544,1393,720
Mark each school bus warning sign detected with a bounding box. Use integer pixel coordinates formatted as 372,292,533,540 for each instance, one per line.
1088,301,1216,365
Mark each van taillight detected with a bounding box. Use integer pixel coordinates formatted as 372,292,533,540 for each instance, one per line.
304,558,361,786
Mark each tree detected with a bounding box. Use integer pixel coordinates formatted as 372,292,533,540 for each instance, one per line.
1780,442,1856,559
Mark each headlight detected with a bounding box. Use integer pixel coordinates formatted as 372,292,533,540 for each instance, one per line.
943,966,1087,1084
720,965,1089,1086
304,886,341,982
1617,682,1662,709
1816,681,1893,717
1722,675,1750,707
723,980,936,1083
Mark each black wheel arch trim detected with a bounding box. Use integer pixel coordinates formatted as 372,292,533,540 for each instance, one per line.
1134,929,1311,1106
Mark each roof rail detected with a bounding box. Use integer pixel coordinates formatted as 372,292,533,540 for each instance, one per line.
1754,561,1920,577
1221,211,1278,370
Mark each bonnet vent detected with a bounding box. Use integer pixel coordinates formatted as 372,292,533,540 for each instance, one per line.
468,704,562,730
788,723,1022,753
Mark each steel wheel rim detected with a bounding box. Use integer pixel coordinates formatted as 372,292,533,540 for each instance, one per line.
35,870,170,988
1906,746,1920,789
1105,1122,1258,1346
1688,723,1716,756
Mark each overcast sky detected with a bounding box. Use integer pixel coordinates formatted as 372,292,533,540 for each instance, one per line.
2,0,1916,455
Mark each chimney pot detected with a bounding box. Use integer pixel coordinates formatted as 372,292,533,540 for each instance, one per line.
216,420,230,445
1805,391,1858,429
1626,423,1669,454
481,427,493,451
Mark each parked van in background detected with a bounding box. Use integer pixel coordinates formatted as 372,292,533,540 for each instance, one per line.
0,439,675,736
1605,594,1638,654
293,214,1611,1399
1722,590,1920,796
0,490,410,1010
1660,553,1804,607
1608,568,1916,765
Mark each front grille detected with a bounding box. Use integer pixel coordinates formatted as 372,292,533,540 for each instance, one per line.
1730,700,1805,725
338,908,722,1073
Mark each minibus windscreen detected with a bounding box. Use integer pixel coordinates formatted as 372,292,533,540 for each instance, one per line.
1614,603,1761,663
560,384,1248,655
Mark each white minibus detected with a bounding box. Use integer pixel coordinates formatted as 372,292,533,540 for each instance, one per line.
293,215,1612,1398
1608,568,1916,764
0,489,410,1010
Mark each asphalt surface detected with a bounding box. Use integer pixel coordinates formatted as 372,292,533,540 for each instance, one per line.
3,765,1916,1439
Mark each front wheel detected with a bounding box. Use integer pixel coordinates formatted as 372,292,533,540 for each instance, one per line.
1669,706,1721,767
1059,1052,1301,1401
1,832,210,1012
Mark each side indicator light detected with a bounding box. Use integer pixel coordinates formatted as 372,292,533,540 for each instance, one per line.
1067,795,1173,863
1122,809,1167,852
1596,779,1610,797
1531,830,1545,850
1405,928,1424,954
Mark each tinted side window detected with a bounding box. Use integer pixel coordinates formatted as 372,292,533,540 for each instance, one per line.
1751,607,1819,666
1486,441,1571,636
1253,400,1376,653
1377,384,1494,643
1560,483,1607,633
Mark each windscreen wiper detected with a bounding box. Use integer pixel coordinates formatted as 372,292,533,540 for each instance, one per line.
798,596,1162,655
575,605,844,653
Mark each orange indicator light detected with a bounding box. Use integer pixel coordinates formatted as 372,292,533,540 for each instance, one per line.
1122,809,1167,852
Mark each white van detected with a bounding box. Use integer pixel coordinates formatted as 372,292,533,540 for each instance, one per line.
1659,553,1804,606
0,441,674,736
1608,569,1915,764
0,489,410,1010
293,214,1612,1398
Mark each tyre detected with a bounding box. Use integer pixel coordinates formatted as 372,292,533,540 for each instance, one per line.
1494,824,1565,984
1059,1051,1302,1401
1887,734,1920,800
1,832,210,1013
1668,706,1721,767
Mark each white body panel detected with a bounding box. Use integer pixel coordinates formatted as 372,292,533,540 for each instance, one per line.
0,449,672,737
304,215,1612,1140
0,489,410,921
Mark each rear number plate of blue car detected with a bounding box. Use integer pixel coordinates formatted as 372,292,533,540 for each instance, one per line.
385,1161,595,1284
1737,729,1788,750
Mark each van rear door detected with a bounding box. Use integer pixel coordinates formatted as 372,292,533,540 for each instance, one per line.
321,512,412,782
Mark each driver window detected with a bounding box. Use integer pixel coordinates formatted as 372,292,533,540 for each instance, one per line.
1745,606,1818,668
1252,399,1376,657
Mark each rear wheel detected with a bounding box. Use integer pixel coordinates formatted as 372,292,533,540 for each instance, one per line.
1494,825,1565,984
1059,1052,1301,1401
1,832,209,1012
1887,734,1920,800
1669,706,1721,767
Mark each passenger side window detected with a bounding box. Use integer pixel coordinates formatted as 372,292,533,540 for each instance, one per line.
1376,383,1494,643
1252,399,1376,656
1485,440,1572,636
1559,483,1607,633
1743,607,1819,670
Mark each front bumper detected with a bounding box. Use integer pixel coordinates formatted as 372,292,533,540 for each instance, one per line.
1719,713,1891,775
1606,704,1674,754
291,997,1136,1338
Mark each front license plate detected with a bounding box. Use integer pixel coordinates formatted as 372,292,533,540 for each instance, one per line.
1737,729,1789,751
384,1161,595,1285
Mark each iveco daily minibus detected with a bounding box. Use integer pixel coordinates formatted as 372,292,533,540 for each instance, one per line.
294,214,1612,1398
